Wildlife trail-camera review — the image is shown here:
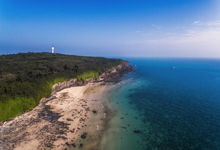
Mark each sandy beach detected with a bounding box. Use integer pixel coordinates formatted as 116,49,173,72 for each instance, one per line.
0,61,133,150
0,82,114,150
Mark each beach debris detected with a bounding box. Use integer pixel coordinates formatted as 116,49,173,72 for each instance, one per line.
70,128,75,133
72,143,76,147
85,107,90,111
79,118,85,122
66,142,70,146
57,135,67,139
79,143,83,148
96,125,99,131
45,143,53,148
66,118,73,121
80,132,88,139
92,109,97,114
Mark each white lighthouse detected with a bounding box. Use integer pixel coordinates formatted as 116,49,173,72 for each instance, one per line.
51,46,55,54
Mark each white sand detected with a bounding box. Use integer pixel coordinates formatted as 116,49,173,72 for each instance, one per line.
0,82,114,150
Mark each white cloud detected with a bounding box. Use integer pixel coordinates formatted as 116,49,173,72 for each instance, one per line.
125,20,220,57
192,20,220,27
192,20,201,25
207,20,220,27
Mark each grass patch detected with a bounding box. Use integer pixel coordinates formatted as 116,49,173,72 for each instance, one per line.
0,77,70,122
0,97,36,122
0,52,122,121
76,71,99,82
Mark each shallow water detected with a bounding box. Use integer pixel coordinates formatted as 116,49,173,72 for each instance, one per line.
101,58,220,150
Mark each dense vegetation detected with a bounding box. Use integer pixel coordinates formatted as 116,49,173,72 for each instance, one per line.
0,52,122,121
76,71,99,81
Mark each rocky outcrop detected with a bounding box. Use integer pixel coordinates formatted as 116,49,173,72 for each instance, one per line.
99,61,134,82
51,79,77,95
0,61,133,150
51,61,133,94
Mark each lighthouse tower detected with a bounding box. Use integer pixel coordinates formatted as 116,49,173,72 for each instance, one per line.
51,46,55,54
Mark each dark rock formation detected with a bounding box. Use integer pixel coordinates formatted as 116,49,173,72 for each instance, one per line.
80,132,88,139
133,130,143,134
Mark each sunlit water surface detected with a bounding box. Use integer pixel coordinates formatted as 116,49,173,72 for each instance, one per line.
101,58,220,150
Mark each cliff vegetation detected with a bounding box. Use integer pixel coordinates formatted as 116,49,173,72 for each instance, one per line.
0,52,123,121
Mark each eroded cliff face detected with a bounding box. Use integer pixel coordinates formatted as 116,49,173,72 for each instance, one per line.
99,61,134,82
0,61,133,150
51,61,133,94
51,79,77,95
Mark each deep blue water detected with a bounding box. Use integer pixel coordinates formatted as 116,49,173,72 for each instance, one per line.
103,58,220,150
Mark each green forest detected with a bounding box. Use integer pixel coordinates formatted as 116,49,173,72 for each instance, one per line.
0,52,122,121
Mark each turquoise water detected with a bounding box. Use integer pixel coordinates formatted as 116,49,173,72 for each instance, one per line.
102,58,220,150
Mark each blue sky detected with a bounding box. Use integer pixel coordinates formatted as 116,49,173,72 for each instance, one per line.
0,0,220,57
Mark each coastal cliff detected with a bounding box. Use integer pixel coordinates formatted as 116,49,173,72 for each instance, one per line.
0,52,124,122
0,61,133,150
51,61,133,94
99,61,133,82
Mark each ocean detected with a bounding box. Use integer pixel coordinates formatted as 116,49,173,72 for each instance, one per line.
101,58,220,150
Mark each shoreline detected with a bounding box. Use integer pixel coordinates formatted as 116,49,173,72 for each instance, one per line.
0,61,133,150
0,82,116,150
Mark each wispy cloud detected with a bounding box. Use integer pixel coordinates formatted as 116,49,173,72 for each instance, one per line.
207,20,220,27
192,20,201,25
125,20,220,57
192,20,220,27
